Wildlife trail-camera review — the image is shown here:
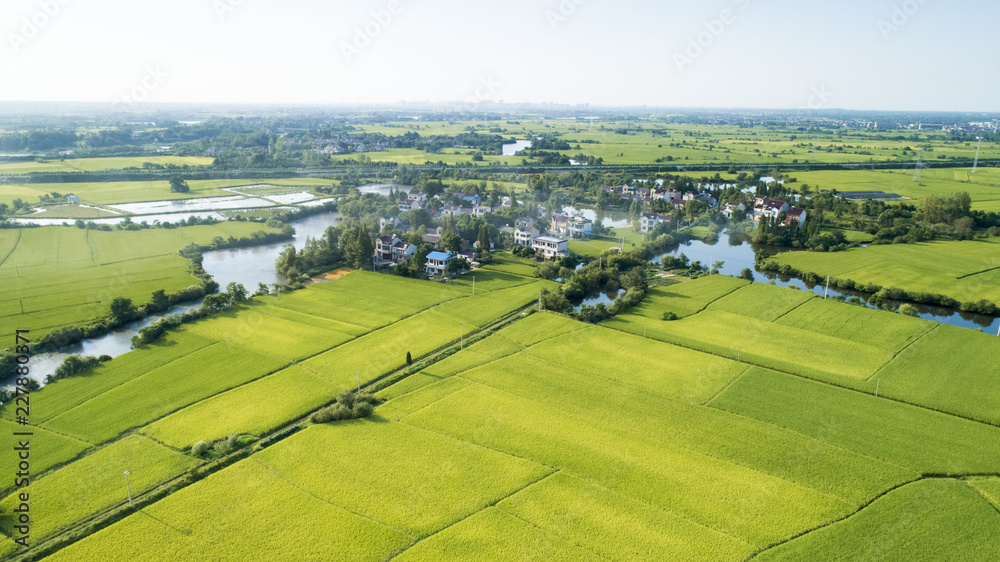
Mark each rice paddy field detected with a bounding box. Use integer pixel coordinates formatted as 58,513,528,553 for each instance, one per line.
0,269,549,551
0,178,336,207
790,167,1000,212
769,237,1000,306
0,223,284,340
0,156,214,175
4,272,1000,560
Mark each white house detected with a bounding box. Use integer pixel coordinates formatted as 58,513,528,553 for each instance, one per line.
640,213,672,233
66,195,80,204
532,236,569,259
473,205,492,217
721,203,746,219
753,198,789,222
375,235,416,264
425,251,454,277
567,217,593,239
514,226,538,247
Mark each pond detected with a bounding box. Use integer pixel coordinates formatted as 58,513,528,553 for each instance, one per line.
572,288,626,313
560,206,632,229
503,140,532,156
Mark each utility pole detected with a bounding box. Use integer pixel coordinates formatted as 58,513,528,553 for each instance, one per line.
973,137,983,174
472,276,475,296
124,471,133,508
356,371,360,395
875,379,880,398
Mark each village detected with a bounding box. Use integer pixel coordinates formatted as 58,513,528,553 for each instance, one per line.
370,181,807,278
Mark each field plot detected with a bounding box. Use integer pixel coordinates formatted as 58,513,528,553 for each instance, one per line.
141,366,338,449
18,334,215,424
476,254,538,278
775,298,934,353
756,479,1000,561
873,325,1000,424
404,384,848,547
770,238,1000,306
707,282,816,322
46,461,411,562
394,507,602,562
256,422,551,537
0,156,213,175
0,223,282,339
606,309,892,381
709,368,1000,474
620,274,747,320
0,420,90,487
0,436,195,542
499,472,753,561
567,227,642,256
792,167,1000,212
42,342,288,444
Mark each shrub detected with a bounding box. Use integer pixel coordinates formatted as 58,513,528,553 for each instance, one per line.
662,311,679,321
191,440,211,456
311,390,381,424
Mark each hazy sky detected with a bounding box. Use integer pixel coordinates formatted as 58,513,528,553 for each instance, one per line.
1,0,996,111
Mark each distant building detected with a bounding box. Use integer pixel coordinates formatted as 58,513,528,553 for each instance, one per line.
514,226,538,247
425,252,454,276
721,202,745,219
66,195,80,204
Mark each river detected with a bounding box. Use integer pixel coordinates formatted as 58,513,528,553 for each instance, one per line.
12,211,342,388
11,218,998,388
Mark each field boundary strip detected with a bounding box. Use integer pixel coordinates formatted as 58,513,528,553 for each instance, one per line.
499,508,614,562
864,324,942,383
383,470,562,562
687,279,750,317
769,298,815,324
0,230,21,269
956,265,1000,280
85,229,96,264
967,482,1000,518
700,365,755,406
743,475,1000,561
248,457,416,540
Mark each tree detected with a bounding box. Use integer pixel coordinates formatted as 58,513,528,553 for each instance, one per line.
109,297,137,323
150,289,170,312
168,176,190,193
898,303,920,317
739,268,754,281
227,282,248,303
406,352,412,366
476,225,491,255
446,257,470,276
442,231,463,254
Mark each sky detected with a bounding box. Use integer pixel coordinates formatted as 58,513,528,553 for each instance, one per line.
0,0,997,112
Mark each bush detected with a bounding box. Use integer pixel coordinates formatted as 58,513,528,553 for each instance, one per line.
661,311,679,321
191,440,211,456
46,355,102,384
213,433,241,454
311,390,381,424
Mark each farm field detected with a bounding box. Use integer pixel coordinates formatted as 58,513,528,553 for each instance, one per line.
0,270,548,552
756,479,1000,561
790,167,1000,212
347,121,1000,166
567,226,642,255
769,237,1000,306
7,273,1000,559
0,223,284,340
0,156,214,174
0,178,335,207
